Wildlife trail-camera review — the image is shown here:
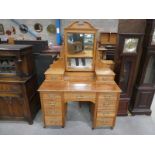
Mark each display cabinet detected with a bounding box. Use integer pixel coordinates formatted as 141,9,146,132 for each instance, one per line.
115,33,144,115
129,20,155,115
0,45,40,124
38,21,121,129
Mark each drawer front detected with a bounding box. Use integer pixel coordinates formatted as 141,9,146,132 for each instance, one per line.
44,108,62,116
41,93,62,101
45,116,62,126
98,92,118,100
97,110,116,117
97,75,114,81
46,74,63,81
96,117,114,127
97,104,116,110
0,83,21,92
64,92,96,102
42,99,62,107
66,76,94,81
97,100,117,108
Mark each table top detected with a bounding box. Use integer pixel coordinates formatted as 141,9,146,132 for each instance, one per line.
0,44,32,51
38,81,121,93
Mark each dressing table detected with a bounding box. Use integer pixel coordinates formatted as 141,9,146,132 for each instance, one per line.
38,21,121,129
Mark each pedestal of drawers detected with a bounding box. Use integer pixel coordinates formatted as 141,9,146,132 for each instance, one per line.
40,91,120,129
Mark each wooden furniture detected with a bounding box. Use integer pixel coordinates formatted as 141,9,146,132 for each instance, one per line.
14,40,60,85
115,20,146,115
129,20,155,115
98,32,117,61
0,45,40,124
115,34,144,115
38,21,121,129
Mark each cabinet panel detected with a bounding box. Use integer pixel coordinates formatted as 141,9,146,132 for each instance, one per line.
135,90,154,109
0,97,12,116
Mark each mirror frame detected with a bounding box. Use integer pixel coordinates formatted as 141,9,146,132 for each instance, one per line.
64,21,97,71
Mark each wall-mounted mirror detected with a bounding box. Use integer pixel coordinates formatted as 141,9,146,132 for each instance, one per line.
0,24,4,35
123,38,139,53
47,24,56,34
34,23,43,32
67,33,94,54
19,24,28,34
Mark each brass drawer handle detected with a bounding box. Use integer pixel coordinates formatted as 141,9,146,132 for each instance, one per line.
77,96,85,99
49,102,55,105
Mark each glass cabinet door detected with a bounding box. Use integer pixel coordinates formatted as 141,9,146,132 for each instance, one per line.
119,60,132,93
144,55,155,84
0,57,16,74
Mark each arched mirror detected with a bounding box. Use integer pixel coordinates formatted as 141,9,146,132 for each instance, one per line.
34,23,43,32
19,24,28,34
64,21,97,71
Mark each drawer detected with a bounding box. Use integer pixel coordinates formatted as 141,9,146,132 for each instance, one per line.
44,106,62,116
45,116,62,126
96,75,114,81
97,110,116,117
97,105,116,110
97,100,117,107
98,92,118,99
41,93,61,101
64,92,96,102
46,74,63,81
0,83,21,92
96,117,114,127
65,76,95,81
42,99,62,107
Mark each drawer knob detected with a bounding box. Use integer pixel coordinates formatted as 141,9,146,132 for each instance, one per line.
49,102,55,105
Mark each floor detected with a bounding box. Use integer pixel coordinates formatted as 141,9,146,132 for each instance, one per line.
0,97,155,135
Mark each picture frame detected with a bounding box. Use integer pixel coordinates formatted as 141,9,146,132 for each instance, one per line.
0,24,4,35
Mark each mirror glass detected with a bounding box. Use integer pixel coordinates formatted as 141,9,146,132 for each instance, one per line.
67,33,94,54
34,23,43,32
66,33,94,70
123,38,139,53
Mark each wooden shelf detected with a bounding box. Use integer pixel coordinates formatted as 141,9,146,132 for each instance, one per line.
67,50,93,58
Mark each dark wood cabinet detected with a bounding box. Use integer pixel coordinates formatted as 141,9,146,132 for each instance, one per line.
115,33,144,115
129,20,155,115
0,45,40,124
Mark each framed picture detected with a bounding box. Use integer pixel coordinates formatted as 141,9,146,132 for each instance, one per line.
0,24,4,35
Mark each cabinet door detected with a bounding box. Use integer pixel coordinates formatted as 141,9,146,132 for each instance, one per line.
11,97,24,117
0,97,12,116
0,97,24,117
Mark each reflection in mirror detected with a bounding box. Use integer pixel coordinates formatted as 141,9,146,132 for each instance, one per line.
144,55,155,84
67,33,94,54
67,58,93,70
123,38,139,53
151,29,155,45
